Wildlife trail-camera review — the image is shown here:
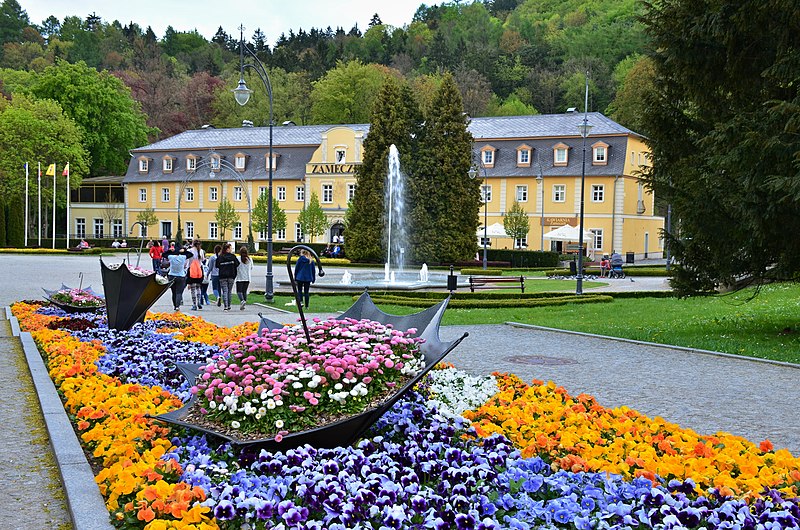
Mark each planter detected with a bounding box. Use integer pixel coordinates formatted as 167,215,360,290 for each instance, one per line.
155,292,468,451
42,284,105,313
100,259,172,331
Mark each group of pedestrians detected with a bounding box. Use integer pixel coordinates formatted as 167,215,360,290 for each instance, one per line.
150,239,254,312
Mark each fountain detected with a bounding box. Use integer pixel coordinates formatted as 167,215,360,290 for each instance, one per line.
419,263,429,282
340,270,353,285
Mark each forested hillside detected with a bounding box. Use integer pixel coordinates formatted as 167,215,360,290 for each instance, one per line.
0,0,649,141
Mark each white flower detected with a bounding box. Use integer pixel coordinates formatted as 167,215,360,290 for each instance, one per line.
292,382,303,389
334,383,343,390
209,401,216,409
275,419,284,428
266,399,276,410
231,420,241,429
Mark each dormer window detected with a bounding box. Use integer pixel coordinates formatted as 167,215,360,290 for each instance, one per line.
592,141,609,165
516,144,531,167
334,147,346,163
138,158,149,172
553,143,569,166
235,153,246,170
210,154,221,171
186,156,197,172
162,157,173,173
266,153,279,171
480,145,496,168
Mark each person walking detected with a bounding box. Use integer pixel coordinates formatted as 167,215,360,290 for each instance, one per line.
206,244,222,306
293,249,316,309
215,243,239,311
149,240,163,273
235,246,254,310
200,256,211,306
164,245,192,311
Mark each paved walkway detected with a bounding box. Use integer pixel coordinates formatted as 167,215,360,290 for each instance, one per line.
2,254,797,528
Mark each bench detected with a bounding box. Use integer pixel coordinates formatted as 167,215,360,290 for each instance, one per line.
469,275,525,293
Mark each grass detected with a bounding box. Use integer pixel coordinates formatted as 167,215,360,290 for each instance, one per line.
272,283,800,364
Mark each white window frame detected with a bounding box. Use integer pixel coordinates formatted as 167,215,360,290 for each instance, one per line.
162,188,170,202
347,183,356,201
593,146,606,163
516,185,528,202
139,159,148,172
277,186,286,201
163,158,172,172
517,150,530,164
295,222,303,242
112,219,123,238
296,186,305,202
555,148,567,164
209,187,218,202
553,184,566,202
209,222,218,240
234,186,243,202
211,156,220,170
235,155,246,169
186,221,194,239
515,237,528,249
481,184,491,203
590,229,603,251
276,228,286,240
93,218,104,238
76,218,86,239
322,183,333,203
334,148,346,163
185,187,194,201
234,222,242,240
187,157,196,171
139,188,147,202
259,186,267,198
482,150,494,165
591,184,604,202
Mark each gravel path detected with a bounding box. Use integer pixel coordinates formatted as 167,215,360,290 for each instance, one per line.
2,253,797,528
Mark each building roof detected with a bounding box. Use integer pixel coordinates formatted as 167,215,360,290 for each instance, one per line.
470,112,640,140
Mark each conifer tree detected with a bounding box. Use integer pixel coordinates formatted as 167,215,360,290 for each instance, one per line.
408,73,478,263
346,78,422,262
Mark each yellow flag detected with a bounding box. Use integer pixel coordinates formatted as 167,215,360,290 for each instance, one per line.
45,163,56,176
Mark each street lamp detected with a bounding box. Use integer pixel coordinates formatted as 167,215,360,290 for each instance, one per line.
536,151,545,251
468,155,489,270
576,75,593,296
233,25,275,303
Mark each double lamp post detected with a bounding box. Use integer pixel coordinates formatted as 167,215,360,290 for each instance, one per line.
468,156,489,271
232,26,275,303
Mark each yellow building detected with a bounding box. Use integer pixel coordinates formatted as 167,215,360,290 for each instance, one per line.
70,112,663,259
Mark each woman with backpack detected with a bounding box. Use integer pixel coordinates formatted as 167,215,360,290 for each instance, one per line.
214,243,240,311
235,246,254,310
186,249,205,311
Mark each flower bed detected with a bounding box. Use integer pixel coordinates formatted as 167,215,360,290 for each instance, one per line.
11,300,800,530
105,262,170,284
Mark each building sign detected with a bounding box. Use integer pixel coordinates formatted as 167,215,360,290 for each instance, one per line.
309,163,356,175
543,216,577,226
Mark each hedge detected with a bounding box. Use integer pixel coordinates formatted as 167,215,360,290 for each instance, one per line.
363,293,613,309
485,249,560,268
459,268,505,276
545,266,672,277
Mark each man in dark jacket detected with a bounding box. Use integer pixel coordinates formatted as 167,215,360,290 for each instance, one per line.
293,249,316,309
214,243,240,311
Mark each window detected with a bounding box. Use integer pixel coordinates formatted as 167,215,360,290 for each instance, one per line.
235,155,246,170
211,155,220,171
481,184,491,203
259,186,267,198
480,237,491,247
555,147,567,164
637,182,645,214
112,219,123,238
76,218,86,239
163,158,172,172
139,158,148,172
140,224,147,237
347,183,356,201
593,146,606,163
186,157,196,171
295,222,303,242
517,145,531,166
234,222,242,240
515,237,528,249
276,228,286,240
93,218,104,238
139,188,147,202
553,184,566,202
185,187,194,201
482,150,494,165
335,148,346,163
322,184,333,203
592,142,609,165
296,186,305,202
186,221,194,239
516,185,528,202
277,186,286,201
162,188,170,202
266,155,277,170
590,229,603,251
209,187,218,201
591,184,604,202
234,186,242,202
209,222,218,240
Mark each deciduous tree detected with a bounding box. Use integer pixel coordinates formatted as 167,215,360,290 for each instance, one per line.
297,191,327,243
215,197,239,241
504,201,530,248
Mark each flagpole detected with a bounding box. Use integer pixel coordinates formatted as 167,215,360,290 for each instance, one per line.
38,162,42,246
52,164,56,249
24,163,29,247
65,164,70,249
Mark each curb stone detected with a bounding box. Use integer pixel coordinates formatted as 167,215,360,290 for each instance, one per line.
11,311,114,530
506,321,800,370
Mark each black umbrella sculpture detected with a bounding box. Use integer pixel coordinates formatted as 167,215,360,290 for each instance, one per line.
100,258,173,331
154,291,468,452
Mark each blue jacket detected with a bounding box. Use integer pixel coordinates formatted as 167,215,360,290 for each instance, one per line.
294,255,315,283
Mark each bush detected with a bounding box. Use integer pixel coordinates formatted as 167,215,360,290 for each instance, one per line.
487,249,560,268
460,268,505,276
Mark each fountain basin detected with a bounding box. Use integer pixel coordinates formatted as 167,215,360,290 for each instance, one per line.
283,270,469,291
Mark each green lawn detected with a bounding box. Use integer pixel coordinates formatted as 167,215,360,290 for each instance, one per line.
276,283,800,364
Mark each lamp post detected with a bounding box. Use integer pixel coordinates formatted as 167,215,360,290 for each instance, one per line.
468,156,489,270
576,73,593,296
233,25,275,303
536,152,545,251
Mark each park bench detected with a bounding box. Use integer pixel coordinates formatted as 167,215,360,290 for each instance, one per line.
468,275,525,293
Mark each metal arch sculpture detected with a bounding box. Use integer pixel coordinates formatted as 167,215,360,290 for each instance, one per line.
176,154,256,249
153,291,468,452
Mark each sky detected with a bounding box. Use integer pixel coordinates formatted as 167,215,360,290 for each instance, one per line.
22,0,427,43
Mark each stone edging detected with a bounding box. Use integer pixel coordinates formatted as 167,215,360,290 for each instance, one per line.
8,309,114,530
506,321,800,370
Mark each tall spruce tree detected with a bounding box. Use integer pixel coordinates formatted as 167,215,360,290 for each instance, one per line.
347,78,422,262
408,73,478,263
